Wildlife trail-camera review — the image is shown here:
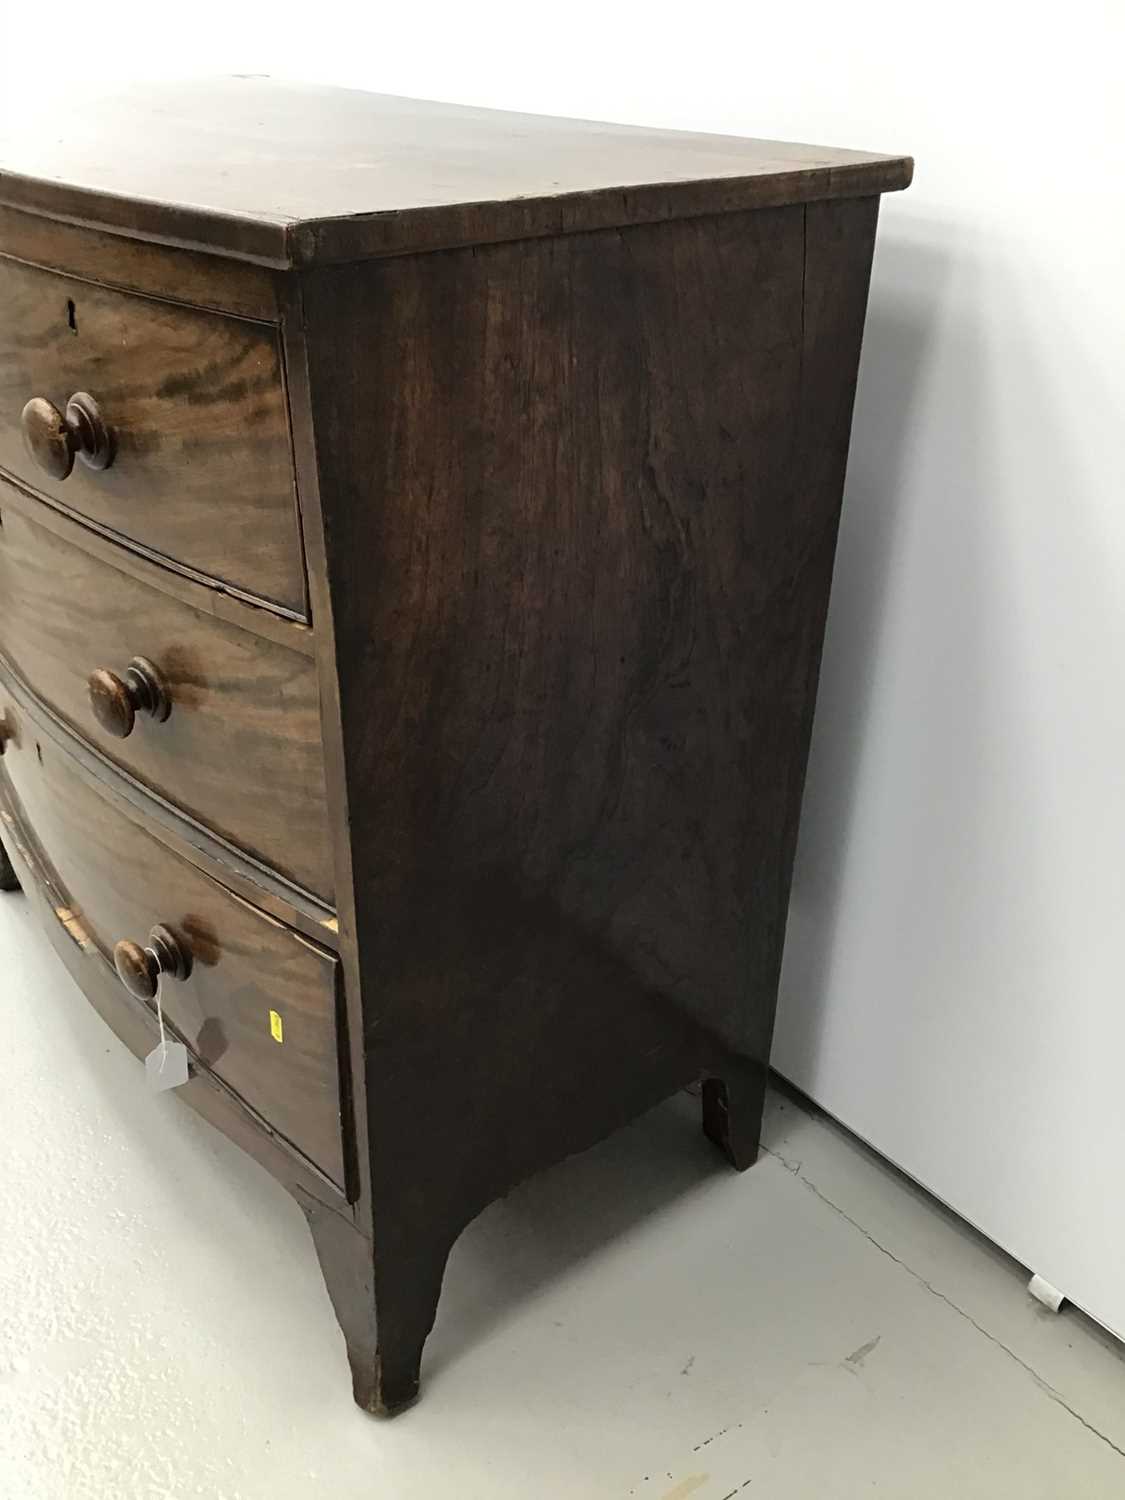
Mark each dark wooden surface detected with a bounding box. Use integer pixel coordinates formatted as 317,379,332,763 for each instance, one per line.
0,79,912,267
0,785,349,1214
0,254,306,614
297,195,880,1410
0,204,280,319
0,648,336,948
0,470,314,654
0,675,349,1191
0,89,906,1412
0,498,333,899
278,283,374,1218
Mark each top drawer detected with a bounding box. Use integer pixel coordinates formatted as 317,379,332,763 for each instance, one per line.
0,255,306,616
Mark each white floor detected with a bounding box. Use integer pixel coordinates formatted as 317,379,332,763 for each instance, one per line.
2,891,1125,1499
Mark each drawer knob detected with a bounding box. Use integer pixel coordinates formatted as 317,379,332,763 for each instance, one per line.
113,924,192,1002
88,657,171,739
20,391,114,480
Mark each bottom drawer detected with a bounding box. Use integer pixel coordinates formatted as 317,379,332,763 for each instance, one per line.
0,681,349,1192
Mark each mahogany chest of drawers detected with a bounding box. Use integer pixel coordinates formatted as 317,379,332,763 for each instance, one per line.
0,79,910,1413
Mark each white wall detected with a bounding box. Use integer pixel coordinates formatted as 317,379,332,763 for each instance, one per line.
4,0,1123,1333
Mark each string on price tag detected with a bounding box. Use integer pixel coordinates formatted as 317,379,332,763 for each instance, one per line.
144,975,189,1091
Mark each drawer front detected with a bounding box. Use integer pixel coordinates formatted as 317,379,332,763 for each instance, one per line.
0,499,333,902
0,688,348,1191
0,255,306,615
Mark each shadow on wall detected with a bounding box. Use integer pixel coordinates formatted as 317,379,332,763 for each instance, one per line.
775,216,962,1083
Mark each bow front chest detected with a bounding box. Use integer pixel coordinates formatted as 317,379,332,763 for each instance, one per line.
0,79,910,1412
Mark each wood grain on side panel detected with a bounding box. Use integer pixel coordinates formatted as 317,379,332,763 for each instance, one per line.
299,196,878,1270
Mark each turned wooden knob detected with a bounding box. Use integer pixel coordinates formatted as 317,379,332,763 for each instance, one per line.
88,657,171,739
113,924,192,1001
20,391,113,480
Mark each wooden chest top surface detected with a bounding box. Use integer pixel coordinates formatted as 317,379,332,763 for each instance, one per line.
0,78,912,266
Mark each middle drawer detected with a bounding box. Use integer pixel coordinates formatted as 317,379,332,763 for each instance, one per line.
0,494,334,902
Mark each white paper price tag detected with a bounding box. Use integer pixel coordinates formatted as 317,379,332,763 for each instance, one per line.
145,1039,190,1091
144,978,190,1092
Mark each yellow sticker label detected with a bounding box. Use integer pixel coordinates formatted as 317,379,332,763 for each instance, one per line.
269,1009,284,1044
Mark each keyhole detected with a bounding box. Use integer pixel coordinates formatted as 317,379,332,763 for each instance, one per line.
66,299,77,333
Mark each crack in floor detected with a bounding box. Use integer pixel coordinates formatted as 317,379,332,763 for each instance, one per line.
760,1143,1125,1462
